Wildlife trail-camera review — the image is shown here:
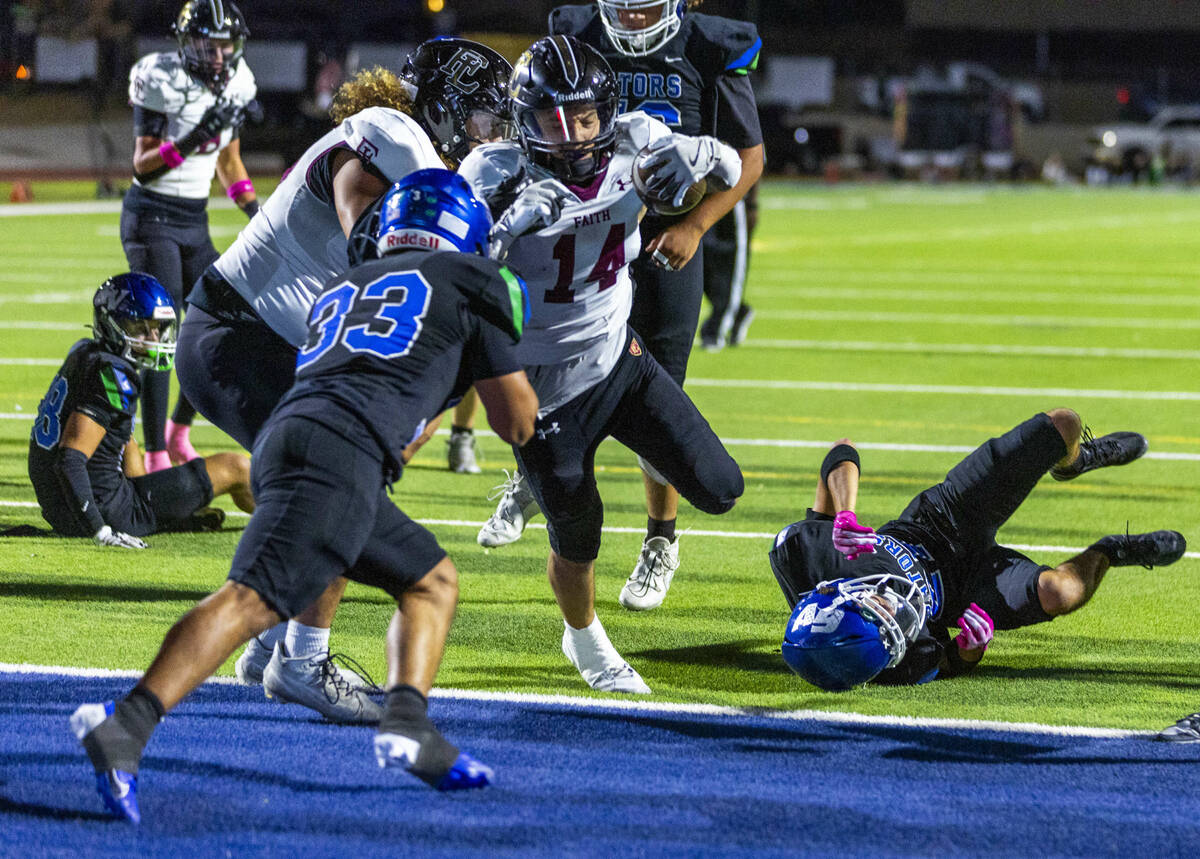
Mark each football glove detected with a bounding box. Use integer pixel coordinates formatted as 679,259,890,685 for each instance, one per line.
94,525,148,550
176,98,244,156
953,603,994,652
640,134,741,207
831,510,876,560
488,178,573,258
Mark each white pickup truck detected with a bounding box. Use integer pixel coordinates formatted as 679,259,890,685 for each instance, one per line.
1090,105,1200,172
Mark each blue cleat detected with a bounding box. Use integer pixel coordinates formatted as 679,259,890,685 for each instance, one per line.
435,753,494,792
69,701,142,824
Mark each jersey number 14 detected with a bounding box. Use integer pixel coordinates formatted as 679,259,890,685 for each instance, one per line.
544,224,626,304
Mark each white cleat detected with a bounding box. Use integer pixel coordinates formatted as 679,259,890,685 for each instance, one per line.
262,642,382,724
561,622,651,695
477,469,540,548
447,428,483,474
234,636,273,685
619,536,680,611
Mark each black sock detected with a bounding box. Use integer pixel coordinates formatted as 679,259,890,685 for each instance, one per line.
647,517,676,543
380,685,459,786
82,685,164,775
450,425,473,436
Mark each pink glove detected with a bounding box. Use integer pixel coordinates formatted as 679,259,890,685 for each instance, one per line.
954,603,994,652
832,510,876,560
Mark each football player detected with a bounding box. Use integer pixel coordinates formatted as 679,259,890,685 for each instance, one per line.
460,36,745,693
174,38,513,723
69,171,538,823
122,1,258,473
28,273,254,546
476,1,763,611
771,410,1186,690
699,180,756,351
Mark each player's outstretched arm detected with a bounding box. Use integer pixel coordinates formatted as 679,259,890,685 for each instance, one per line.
331,149,392,238
475,371,538,446
815,440,876,561
55,412,146,549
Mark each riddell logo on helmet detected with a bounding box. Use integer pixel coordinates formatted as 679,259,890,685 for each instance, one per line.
384,230,440,250
558,89,595,103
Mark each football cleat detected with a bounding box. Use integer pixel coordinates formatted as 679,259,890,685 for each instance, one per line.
436,753,495,791
730,304,755,346
1050,429,1148,481
561,623,651,694
447,428,483,474
262,643,383,724
1156,712,1200,743
69,701,141,824
619,536,680,611
374,734,494,791
477,469,540,547
234,635,273,685
1090,529,1187,569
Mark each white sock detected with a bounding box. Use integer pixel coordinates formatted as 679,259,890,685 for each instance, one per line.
255,622,285,650
565,615,618,669
285,622,330,660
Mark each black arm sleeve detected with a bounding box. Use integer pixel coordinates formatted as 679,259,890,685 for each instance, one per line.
55,446,105,535
132,106,169,139
714,74,763,149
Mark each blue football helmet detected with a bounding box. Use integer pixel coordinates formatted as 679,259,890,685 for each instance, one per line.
376,168,493,258
781,574,929,691
596,1,686,57
93,273,179,371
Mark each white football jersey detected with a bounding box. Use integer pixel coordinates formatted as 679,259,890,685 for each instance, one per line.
128,52,257,199
212,107,443,347
458,112,670,412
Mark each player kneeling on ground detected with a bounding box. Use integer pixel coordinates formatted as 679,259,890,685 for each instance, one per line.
70,170,538,823
770,409,1185,690
28,273,254,546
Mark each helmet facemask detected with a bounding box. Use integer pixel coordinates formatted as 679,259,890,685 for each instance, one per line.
829,574,928,668
517,98,618,184
173,1,248,93
597,0,684,57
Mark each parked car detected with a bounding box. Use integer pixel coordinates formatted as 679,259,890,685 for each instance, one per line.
1089,105,1200,174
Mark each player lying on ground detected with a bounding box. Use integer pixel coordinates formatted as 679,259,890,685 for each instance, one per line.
28,273,254,546
179,38,513,723
769,409,1186,690
70,170,538,823
459,36,744,693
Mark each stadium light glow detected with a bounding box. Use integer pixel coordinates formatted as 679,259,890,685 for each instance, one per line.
427,0,445,12
15,65,30,80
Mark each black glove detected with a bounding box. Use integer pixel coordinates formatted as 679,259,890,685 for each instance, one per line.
175,98,244,156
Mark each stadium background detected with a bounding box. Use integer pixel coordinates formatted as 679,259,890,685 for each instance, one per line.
1,2,1198,855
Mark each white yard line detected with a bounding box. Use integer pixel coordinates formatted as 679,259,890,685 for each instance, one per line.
0,661,1150,739
734,338,1200,361
758,308,1200,331
683,377,1200,402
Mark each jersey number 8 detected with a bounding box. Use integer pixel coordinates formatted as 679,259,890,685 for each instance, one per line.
297,271,432,372
33,375,69,450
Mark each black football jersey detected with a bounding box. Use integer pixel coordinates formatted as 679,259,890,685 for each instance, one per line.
549,6,763,147
28,339,141,501
274,249,527,480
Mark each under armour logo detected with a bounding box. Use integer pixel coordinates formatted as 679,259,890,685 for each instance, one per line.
536,422,561,439
613,176,630,191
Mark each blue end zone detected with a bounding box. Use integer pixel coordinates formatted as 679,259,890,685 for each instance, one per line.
2,671,1198,856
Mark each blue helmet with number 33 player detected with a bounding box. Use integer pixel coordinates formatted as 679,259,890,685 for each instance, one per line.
781,574,928,691
376,169,494,258
93,273,179,372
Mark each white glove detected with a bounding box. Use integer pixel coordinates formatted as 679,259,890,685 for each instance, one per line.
640,134,742,207
488,178,574,258
94,524,148,549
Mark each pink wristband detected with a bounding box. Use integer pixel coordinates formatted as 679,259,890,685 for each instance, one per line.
158,141,185,168
227,179,255,200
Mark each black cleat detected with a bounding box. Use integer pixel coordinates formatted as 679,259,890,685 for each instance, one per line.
1050,428,1148,481
1156,713,1200,743
1089,529,1186,569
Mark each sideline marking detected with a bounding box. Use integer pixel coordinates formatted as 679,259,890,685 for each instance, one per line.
0,662,1148,739
2,500,1197,559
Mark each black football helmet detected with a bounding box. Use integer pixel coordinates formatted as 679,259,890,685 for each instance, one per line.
400,38,515,168
172,0,249,94
510,36,620,184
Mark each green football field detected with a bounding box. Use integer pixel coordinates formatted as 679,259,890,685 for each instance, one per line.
1,182,1196,730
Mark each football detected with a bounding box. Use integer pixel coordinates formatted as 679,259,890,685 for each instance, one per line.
631,145,708,216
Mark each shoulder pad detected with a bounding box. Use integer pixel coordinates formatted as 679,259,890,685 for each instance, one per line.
616,111,672,152
442,255,528,343
688,14,762,76
548,4,596,36
128,52,187,113
341,107,442,181
457,143,530,210
85,349,140,414
223,60,257,104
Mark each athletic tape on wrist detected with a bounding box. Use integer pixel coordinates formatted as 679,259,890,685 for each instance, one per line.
159,141,185,168
227,179,255,200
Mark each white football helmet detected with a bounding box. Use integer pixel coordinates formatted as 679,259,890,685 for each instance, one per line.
596,0,686,57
